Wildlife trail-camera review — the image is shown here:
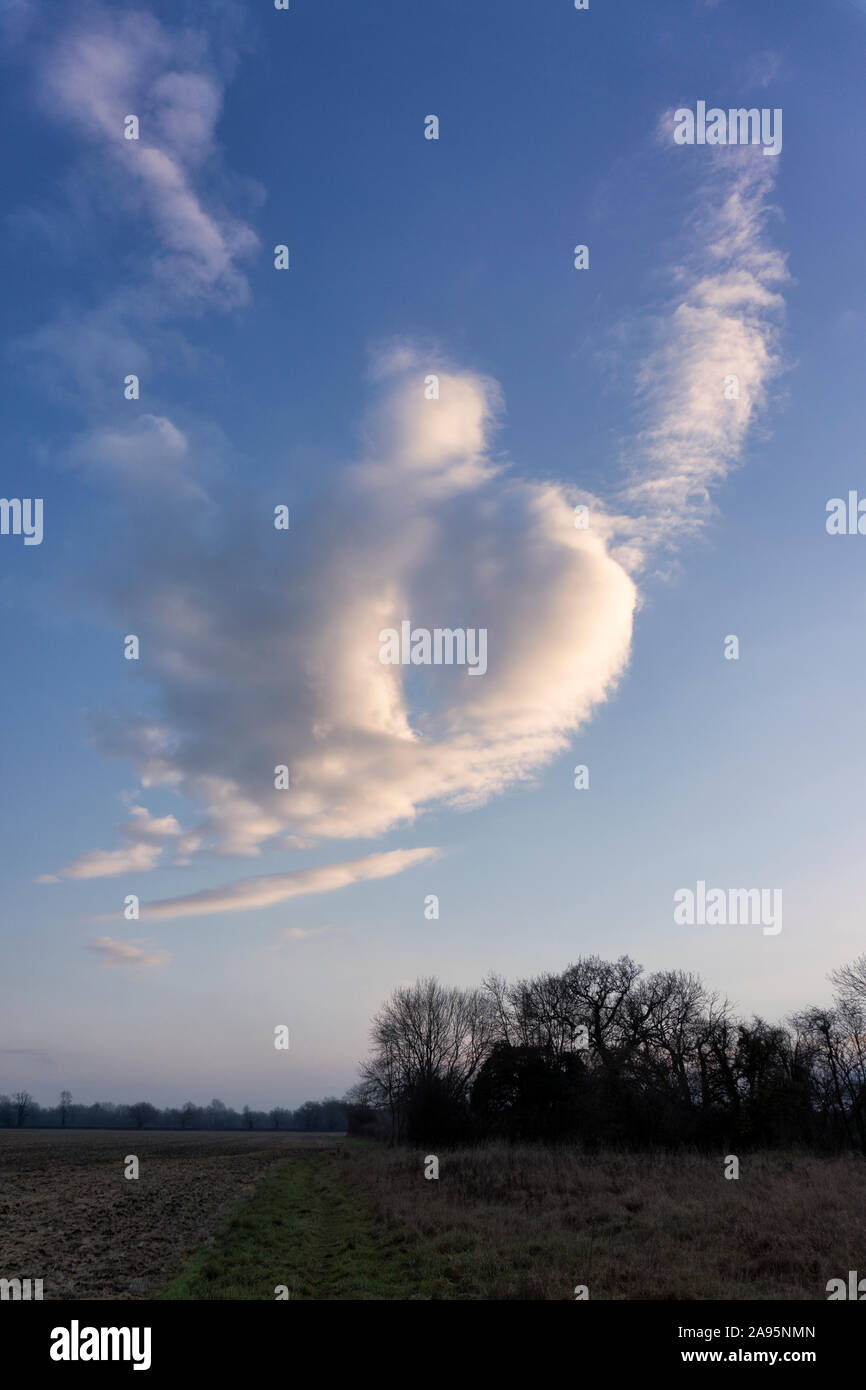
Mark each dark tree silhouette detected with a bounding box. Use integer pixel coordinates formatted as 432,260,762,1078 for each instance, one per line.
13,1091,32,1127
59,1090,72,1127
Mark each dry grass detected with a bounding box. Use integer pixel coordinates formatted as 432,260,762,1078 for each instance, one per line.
338,1142,866,1299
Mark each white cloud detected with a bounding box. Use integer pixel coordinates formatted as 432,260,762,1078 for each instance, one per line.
66,414,207,500
72,351,636,877
139,847,440,922
620,154,786,553
57,805,182,880
7,5,259,420
64,843,165,879
88,936,169,968
32,7,257,306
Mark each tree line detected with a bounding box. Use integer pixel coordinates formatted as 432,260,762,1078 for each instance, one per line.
347,953,866,1150
0,1092,348,1132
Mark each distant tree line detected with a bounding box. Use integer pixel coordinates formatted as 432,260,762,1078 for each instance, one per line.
348,953,866,1151
0,1092,348,1132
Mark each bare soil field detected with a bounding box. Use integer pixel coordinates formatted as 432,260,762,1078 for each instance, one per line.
0,1129,340,1300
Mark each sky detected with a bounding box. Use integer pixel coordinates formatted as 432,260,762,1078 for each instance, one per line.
1,0,865,1110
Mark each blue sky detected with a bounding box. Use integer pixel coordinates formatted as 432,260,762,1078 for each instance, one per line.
2,0,865,1109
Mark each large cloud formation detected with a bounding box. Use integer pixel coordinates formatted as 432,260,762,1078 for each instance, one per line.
22,9,787,918
66,348,637,894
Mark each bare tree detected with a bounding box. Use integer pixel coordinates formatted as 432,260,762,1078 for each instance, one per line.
59,1090,72,1128
13,1091,32,1127
362,976,494,1142
358,955,866,1150
830,954,866,1010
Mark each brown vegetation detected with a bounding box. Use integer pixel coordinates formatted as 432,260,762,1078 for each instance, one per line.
338,1141,866,1299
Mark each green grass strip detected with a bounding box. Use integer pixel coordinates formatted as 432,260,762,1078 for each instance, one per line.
157,1150,425,1301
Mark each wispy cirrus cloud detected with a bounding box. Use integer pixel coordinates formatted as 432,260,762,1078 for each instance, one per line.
7,3,258,408
618,150,786,557
136,848,440,922
31,5,258,307
87,936,169,968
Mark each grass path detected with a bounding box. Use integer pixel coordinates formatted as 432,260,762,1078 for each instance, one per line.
158,1148,422,1300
